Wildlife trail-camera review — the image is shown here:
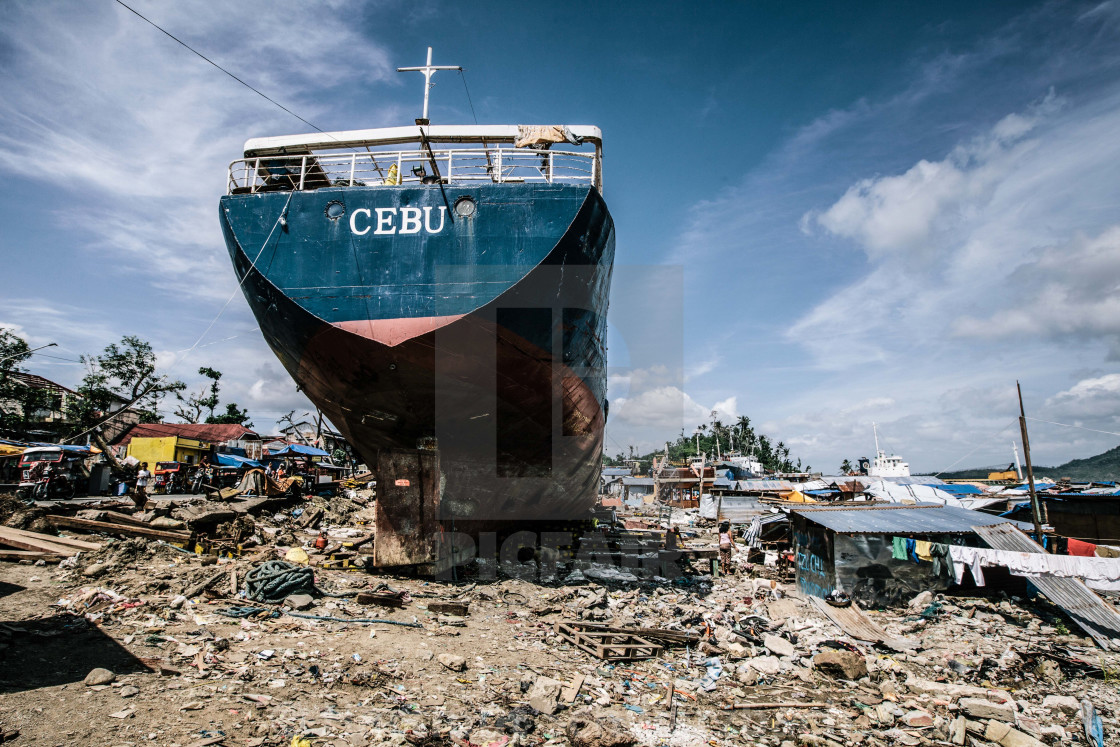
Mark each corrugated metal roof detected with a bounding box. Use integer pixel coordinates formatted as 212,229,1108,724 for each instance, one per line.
112,422,258,447
972,523,1120,649
791,503,1030,534
810,597,917,651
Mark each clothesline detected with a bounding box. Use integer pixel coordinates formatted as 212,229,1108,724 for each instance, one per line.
890,536,1120,592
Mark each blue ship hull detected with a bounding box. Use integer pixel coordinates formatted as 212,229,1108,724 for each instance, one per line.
219,182,614,526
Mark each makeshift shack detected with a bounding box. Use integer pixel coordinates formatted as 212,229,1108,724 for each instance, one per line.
789,503,1034,607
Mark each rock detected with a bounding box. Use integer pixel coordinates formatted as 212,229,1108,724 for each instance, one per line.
960,697,1017,722
734,663,758,685
84,668,116,686
905,676,1003,700
285,593,314,610
747,655,783,676
1039,725,1066,742
1041,694,1079,715
984,721,1047,747
902,710,934,728
119,685,139,698
908,591,934,610
813,650,868,680
82,562,108,578
566,708,636,747
1035,658,1062,684
764,633,796,658
527,675,563,715
949,715,966,745
437,653,466,672
875,703,896,726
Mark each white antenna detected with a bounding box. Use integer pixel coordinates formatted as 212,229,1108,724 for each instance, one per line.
1012,441,1023,480
873,422,881,457
397,47,462,123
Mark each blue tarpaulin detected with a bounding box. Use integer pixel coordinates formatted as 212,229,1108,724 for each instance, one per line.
269,444,330,457
214,453,263,468
927,483,984,496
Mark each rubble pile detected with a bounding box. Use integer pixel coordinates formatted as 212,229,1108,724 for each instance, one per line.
1,495,1118,746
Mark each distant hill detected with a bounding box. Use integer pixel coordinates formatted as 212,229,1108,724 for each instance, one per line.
939,443,1120,482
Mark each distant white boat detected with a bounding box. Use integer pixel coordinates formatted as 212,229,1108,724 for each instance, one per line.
868,423,910,477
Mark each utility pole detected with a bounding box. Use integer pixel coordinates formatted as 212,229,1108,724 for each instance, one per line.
1017,381,1046,549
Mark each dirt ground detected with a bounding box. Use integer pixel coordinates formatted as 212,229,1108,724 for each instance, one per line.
2,525,1120,747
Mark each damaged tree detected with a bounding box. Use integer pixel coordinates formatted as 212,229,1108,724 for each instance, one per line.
64,335,185,466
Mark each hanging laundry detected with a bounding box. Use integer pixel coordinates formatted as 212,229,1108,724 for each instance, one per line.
1068,538,1098,557
914,540,932,562
947,545,985,586
891,536,908,561
905,538,919,563
929,544,955,580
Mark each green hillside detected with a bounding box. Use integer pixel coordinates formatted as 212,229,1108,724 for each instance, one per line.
940,444,1120,482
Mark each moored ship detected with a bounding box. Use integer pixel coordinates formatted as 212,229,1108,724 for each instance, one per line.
218,52,614,535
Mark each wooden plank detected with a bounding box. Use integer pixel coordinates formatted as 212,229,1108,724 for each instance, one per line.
0,525,101,551
46,515,191,542
0,550,56,561
560,673,585,703
0,527,79,555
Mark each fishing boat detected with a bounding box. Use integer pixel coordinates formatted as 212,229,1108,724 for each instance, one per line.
218,50,614,532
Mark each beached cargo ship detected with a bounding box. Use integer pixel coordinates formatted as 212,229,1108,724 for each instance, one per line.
219,113,614,532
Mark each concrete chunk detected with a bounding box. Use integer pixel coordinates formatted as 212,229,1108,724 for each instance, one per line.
1041,694,1079,715
527,675,563,715
959,697,1017,721
984,721,1047,747
764,633,796,658
437,653,466,671
813,650,868,680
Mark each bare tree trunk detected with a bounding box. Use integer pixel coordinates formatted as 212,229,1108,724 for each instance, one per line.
91,430,126,472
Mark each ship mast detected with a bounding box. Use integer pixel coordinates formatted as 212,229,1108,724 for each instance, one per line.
397,47,462,124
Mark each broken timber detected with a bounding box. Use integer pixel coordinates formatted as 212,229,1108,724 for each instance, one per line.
46,515,191,543
555,621,663,661
0,526,102,556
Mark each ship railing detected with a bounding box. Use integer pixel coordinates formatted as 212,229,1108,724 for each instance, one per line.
227,148,599,194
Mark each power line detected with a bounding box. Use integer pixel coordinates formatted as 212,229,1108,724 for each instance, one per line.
113,0,325,134
932,419,1019,477
1025,416,1120,439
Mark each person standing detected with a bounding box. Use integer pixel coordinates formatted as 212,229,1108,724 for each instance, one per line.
134,462,151,508
719,520,735,576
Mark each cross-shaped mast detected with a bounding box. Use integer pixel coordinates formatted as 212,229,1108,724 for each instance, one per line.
397,47,462,124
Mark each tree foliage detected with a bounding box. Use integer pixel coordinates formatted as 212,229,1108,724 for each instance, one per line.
0,329,54,435
206,402,253,427
175,366,223,423
629,413,807,474
65,335,186,437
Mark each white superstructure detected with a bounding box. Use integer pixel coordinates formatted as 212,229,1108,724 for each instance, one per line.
868,423,910,477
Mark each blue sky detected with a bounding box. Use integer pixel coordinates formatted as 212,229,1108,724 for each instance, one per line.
2,0,1120,472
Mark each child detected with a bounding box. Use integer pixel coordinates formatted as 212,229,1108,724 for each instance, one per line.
718,520,734,575
134,462,151,508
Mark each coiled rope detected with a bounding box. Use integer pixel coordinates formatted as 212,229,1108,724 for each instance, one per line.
243,560,353,603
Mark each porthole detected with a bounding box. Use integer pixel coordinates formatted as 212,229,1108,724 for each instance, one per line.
454,196,477,218
325,200,346,220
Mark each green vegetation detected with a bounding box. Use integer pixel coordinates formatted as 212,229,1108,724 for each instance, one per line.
940,443,1120,481
610,415,807,474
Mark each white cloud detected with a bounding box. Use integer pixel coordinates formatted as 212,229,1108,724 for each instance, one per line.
0,1,395,302
1044,373,1120,422
953,226,1120,356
